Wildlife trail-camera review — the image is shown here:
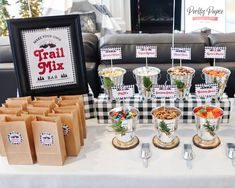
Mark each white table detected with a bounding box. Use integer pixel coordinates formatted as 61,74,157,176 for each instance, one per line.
1,101,235,188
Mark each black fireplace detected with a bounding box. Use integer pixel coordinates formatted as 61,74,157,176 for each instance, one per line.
131,0,181,33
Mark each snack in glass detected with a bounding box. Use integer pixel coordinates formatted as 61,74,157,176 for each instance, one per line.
133,66,160,99
167,66,195,100
98,67,126,99
193,105,223,148
202,66,231,98
152,106,181,147
109,106,139,143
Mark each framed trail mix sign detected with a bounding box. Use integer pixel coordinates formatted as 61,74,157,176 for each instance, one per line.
7,15,88,97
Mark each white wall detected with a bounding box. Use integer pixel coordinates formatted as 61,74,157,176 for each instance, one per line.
8,0,73,17
226,0,235,32
108,0,235,33
8,0,235,32
108,0,131,31
181,0,235,32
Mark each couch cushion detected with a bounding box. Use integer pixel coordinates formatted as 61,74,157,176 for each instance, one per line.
209,33,235,62
71,11,97,33
0,36,12,63
82,33,98,62
69,1,102,31
213,62,235,97
0,69,17,103
100,33,209,64
99,62,210,93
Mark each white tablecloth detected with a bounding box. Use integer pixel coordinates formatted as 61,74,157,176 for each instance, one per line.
1,117,235,188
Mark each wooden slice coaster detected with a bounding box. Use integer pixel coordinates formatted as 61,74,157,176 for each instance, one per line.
152,135,180,149
112,136,139,150
193,134,220,149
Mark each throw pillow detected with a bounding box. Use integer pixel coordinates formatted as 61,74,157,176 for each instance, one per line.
69,1,102,31
93,4,112,17
73,11,97,33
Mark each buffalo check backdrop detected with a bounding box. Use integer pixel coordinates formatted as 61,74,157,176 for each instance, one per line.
83,92,96,119
95,94,231,124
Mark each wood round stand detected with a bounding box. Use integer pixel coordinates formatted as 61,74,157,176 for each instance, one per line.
152,135,180,149
112,136,139,150
193,134,220,149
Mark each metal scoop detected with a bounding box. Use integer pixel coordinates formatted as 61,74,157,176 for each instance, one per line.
226,143,235,167
183,144,194,169
140,143,151,168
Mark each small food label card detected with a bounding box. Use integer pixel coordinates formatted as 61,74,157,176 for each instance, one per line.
171,47,191,60
100,47,122,60
195,83,218,98
112,85,134,99
136,46,157,58
204,47,226,59
153,85,177,98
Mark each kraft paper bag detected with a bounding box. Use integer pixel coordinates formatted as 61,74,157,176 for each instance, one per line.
55,105,84,146
0,107,22,116
34,96,58,103
22,107,50,116
0,116,36,165
27,101,56,112
58,97,86,138
32,116,67,166
7,96,32,103
48,109,81,156
0,108,22,156
0,117,6,156
2,103,27,110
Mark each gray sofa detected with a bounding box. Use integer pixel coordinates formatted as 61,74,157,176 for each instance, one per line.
208,33,235,97
99,33,235,97
0,33,102,103
1,32,235,102
0,36,17,103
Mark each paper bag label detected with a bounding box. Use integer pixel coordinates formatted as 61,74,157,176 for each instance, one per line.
62,124,70,136
8,131,23,145
40,132,53,146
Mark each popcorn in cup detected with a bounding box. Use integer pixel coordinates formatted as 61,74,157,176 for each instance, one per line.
99,67,126,99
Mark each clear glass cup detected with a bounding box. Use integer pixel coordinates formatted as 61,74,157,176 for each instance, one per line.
167,66,195,100
133,66,160,99
193,105,223,141
202,66,231,99
109,106,139,143
152,106,181,144
98,67,126,99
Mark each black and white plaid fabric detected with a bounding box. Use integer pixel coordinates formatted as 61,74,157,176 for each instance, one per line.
83,92,95,119
95,94,231,124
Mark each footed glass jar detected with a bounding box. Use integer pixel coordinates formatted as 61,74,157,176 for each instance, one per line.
99,67,126,99
202,66,230,99
193,105,223,149
167,66,195,100
109,106,139,149
152,106,181,149
133,66,160,99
